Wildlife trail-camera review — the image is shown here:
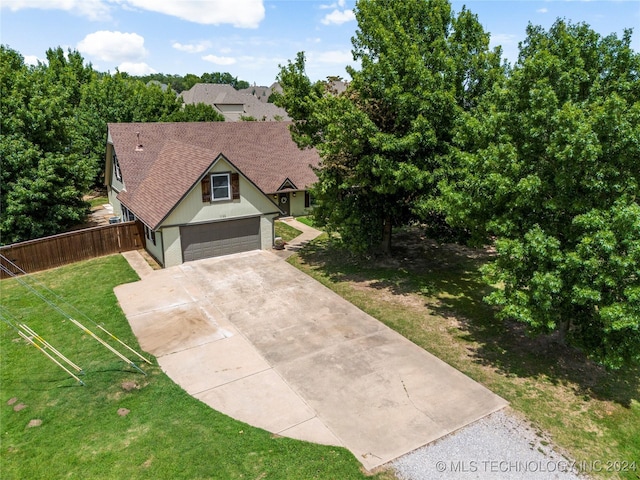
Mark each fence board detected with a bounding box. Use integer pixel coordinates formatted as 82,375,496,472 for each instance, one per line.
0,221,144,277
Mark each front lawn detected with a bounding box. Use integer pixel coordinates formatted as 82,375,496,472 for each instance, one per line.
295,216,317,228
275,220,302,242
0,255,391,480
88,196,109,208
289,230,640,480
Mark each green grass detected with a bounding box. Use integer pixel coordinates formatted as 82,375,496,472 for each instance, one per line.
0,255,391,480
88,196,109,208
289,231,640,480
275,220,302,242
296,216,317,228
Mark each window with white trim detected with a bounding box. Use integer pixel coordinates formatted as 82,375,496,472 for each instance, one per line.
113,151,122,182
144,225,156,245
121,206,135,222
211,173,231,201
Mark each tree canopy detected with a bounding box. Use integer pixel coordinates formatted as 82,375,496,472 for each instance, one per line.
276,2,639,368
443,20,640,368
0,46,223,244
276,0,503,254
134,71,251,92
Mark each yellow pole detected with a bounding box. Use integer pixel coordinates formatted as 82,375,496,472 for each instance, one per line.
18,324,83,372
95,324,152,365
17,330,85,386
68,318,146,375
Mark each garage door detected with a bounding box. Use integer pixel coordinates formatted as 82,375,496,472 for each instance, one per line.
181,217,261,262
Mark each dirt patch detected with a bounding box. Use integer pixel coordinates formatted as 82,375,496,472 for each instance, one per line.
13,403,27,412
7,397,18,406
27,419,42,428
137,249,162,270
385,226,495,272
117,408,130,417
121,381,139,392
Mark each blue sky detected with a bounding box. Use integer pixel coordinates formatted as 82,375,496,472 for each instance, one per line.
1,1,639,87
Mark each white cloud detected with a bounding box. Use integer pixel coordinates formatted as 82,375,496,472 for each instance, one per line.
314,50,352,64
121,0,265,28
321,8,355,26
320,0,347,9
1,0,110,20
2,0,265,27
118,61,156,75
172,41,212,53
537,8,548,14
202,54,237,65
77,31,148,63
490,33,519,47
490,33,520,65
23,55,44,66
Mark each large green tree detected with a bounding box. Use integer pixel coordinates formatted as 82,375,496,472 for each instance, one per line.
1,46,224,244
1,46,95,243
276,0,503,254
444,21,640,368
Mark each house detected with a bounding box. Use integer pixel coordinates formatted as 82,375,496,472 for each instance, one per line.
179,83,289,121
105,122,319,267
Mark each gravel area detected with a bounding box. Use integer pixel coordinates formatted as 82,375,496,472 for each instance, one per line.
392,409,589,480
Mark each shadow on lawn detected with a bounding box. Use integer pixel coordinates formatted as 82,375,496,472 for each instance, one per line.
297,229,640,408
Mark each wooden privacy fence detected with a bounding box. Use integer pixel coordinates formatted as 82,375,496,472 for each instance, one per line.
0,221,144,278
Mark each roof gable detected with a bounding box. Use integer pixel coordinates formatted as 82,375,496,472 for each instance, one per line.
123,141,216,228
108,122,320,228
277,178,297,191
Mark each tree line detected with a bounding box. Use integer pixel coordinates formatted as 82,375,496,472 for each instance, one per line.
274,0,640,369
135,71,251,93
1,46,227,245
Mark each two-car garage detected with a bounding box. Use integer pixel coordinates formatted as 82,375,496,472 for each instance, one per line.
180,217,261,262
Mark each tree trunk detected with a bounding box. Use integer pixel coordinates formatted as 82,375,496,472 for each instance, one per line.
556,318,571,345
380,215,392,255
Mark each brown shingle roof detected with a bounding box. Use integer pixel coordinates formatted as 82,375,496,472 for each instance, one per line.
180,83,247,105
179,83,289,121
109,122,319,229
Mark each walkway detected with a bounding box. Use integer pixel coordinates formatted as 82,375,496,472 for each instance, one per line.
273,217,322,259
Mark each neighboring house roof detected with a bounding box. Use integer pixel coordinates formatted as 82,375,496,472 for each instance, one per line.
179,83,289,121
243,101,288,121
269,80,348,95
108,122,319,229
181,83,246,106
237,85,273,103
146,80,169,92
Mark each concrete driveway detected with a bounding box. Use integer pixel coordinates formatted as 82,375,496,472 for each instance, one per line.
114,250,507,470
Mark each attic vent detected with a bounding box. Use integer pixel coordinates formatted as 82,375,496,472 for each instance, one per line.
135,131,144,151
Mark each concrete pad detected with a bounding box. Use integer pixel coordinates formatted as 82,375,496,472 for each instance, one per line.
277,330,503,469
194,369,317,434
115,250,507,471
114,270,193,316
121,250,154,278
127,303,229,357
278,417,342,446
158,336,269,395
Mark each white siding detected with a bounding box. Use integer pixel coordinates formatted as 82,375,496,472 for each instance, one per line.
145,229,164,266
289,193,309,217
261,216,275,250
106,140,126,217
161,157,279,227
162,227,182,268
158,157,280,266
